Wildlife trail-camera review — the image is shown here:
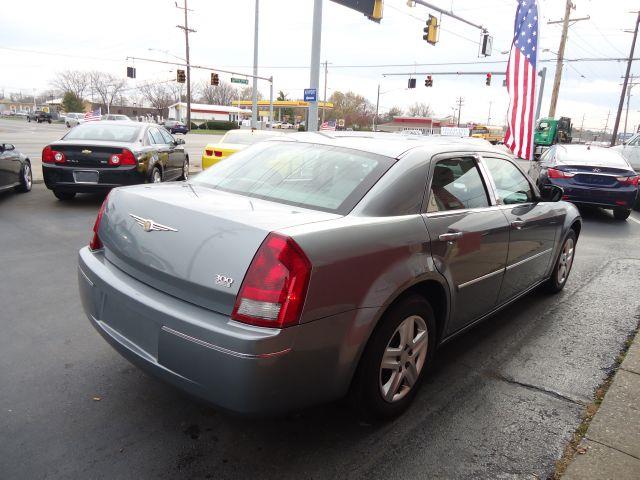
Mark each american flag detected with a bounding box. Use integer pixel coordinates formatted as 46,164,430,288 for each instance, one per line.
319,120,336,131
504,0,539,160
84,108,101,122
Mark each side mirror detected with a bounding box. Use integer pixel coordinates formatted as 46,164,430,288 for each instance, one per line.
175,138,185,145
539,184,563,202
2,143,15,151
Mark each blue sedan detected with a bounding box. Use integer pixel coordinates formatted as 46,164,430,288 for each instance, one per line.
529,144,639,220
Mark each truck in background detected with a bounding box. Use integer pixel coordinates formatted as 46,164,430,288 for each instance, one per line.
533,117,572,158
470,125,504,144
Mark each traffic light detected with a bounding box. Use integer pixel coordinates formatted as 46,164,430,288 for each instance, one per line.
126,67,136,79
211,73,220,86
176,69,186,83
425,75,433,87
408,78,417,89
423,15,439,45
485,73,492,86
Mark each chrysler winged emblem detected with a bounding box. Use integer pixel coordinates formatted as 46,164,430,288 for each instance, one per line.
129,214,177,232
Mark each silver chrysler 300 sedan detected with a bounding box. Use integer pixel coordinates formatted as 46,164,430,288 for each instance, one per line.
78,133,581,419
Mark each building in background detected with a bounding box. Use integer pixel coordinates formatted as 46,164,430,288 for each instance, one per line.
168,102,251,124
377,116,457,135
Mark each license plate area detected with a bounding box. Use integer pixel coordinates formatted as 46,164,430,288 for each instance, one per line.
74,170,99,183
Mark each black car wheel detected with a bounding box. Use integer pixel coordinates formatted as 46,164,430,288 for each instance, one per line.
53,190,76,201
350,294,436,421
15,162,32,193
545,230,576,293
613,208,631,221
27,117,31,123
47,119,52,124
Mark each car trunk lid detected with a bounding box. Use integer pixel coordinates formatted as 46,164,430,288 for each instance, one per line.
51,141,133,168
100,182,340,315
557,163,635,187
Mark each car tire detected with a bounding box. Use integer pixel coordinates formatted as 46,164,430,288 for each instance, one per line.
544,230,577,294
149,166,162,184
350,294,436,421
15,161,33,193
53,190,76,201
66,122,71,128
613,208,631,221
27,117,31,122
178,159,189,181
48,119,52,124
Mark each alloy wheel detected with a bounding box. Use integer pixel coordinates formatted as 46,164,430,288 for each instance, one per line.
183,162,189,180
24,164,32,189
557,237,575,284
152,169,162,183
379,315,428,403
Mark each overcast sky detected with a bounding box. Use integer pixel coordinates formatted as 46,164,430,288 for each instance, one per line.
1,0,638,132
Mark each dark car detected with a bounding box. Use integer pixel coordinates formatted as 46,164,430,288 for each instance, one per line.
163,120,189,135
27,110,52,124
0,143,32,194
78,133,581,418
529,144,639,220
42,121,189,200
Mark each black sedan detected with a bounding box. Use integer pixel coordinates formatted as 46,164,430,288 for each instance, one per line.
0,143,32,194
42,122,189,200
529,144,639,220
163,120,189,135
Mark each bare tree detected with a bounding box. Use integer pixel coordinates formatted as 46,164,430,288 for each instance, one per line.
197,80,237,105
89,71,127,113
51,71,91,100
407,102,433,118
138,81,178,115
239,86,263,101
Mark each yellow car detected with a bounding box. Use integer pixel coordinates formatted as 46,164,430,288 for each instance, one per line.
201,129,285,169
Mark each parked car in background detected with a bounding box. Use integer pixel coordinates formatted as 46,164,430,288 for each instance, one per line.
612,133,640,173
42,121,189,200
27,110,52,124
79,133,581,419
102,114,132,122
280,122,294,129
0,143,32,194
65,113,86,128
163,120,189,135
267,121,282,129
201,128,285,169
14,110,29,117
529,144,639,220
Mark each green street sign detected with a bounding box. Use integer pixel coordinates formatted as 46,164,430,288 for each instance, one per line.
231,78,249,85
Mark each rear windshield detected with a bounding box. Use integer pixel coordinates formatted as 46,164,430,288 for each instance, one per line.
222,131,279,145
557,148,629,167
193,141,394,214
64,123,141,142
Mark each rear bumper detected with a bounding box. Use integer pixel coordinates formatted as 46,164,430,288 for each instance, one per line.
43,163,146,193
201,155,227,170
78,247,367,415
543,179,638,209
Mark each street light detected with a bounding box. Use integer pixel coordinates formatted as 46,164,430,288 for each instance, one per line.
374,84,409,131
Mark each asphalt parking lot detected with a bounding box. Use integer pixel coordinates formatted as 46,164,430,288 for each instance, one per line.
0,118,222,181
1,181,639,478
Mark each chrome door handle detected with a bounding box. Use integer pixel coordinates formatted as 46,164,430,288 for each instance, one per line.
439,232,463,242
511,219,526,229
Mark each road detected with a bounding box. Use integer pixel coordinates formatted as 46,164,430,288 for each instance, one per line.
0,118,222,181
1,183,639,479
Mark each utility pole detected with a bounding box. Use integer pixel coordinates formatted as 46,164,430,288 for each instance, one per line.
623,75,636,140
308,0,323,132
487,100,492,125
251,0,259,128
176,0,195,129
456,97,464,127
374,83,380,131
602,110,611,140
548,1,589,118
578,113,585,142
611,10,640,146
536,67,547,121
322,60,329,124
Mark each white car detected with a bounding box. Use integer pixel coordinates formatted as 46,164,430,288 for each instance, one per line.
64,113,85,128
612,133,640,173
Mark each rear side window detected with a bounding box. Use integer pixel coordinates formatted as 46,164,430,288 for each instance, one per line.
159,128,174,144
148,128,164,145
483,157,535,205
427,157,489,213
193,142,394,214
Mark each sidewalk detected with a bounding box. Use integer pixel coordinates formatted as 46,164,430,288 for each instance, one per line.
563,332,640,479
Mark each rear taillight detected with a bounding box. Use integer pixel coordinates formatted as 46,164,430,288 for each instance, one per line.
108,149,137,166
214,150,223,157
616,175,639,187
42,145,66,164
231,233,311,329
89,193,110,251
205,149,213,157
547,168,575,179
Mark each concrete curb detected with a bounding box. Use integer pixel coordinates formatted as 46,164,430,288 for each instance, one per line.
563,332,640,478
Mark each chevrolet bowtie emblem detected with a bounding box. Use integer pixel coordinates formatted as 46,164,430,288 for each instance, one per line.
129,214,177,232
82,149,92,154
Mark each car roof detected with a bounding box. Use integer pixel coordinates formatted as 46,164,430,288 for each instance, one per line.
226,129,286,136
554,144,630,166
284,131,506,158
